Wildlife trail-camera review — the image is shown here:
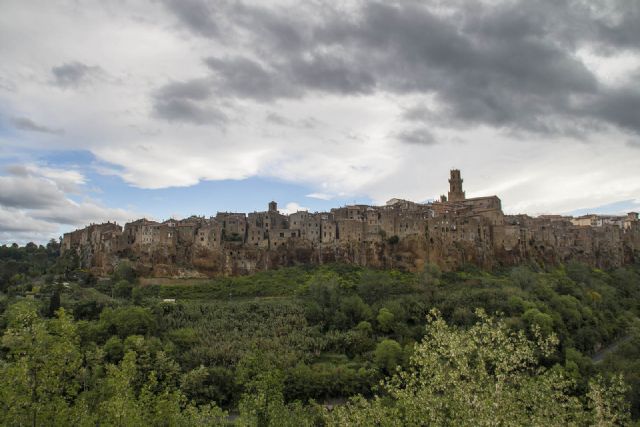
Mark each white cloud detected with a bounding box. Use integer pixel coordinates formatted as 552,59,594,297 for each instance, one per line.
0,175,66,209
306,192,333,200
0,164,142,244
7,163,86,192
280,202,309,215
0,0,639,240
0,206,58,233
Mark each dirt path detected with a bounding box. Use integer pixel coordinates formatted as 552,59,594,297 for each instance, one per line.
591,334,633,364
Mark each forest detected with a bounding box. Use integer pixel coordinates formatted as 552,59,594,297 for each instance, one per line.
0,241,638,425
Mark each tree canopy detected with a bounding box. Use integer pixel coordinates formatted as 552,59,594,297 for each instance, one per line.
329,310,630,426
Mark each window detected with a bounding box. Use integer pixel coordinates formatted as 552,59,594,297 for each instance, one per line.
280,232,284,237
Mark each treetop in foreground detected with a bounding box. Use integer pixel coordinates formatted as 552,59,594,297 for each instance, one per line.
328,309,630,426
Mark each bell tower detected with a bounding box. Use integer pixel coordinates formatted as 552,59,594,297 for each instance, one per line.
448,169,465,202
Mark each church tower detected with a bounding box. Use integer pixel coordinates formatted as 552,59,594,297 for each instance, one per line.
448,169,465,202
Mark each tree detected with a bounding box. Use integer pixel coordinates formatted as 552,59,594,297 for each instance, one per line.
99,306,156,338
236,352,321,426
113,280,133,299
112,261,137,283
98,351,226,426
522,307,554,337
103,336,124,363
373,339,403,374
0,302,83,426
419,263,442,287
376,308,395,333
328,309,630,426
305,274,342,329
47,284,61,318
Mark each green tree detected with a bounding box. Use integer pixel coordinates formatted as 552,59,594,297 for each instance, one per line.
376,307,395,333
112,261,137,283
0,302,83,426
98,351,226,426
113,280,133,299
100,306,156,338
47,285,61,318
329,309,630,426
522,307,554,337
103,336,124,363
373,339,403,374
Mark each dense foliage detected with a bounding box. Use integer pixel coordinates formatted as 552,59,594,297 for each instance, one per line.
0,243,639,425
329,310,630,426
0,240,62,293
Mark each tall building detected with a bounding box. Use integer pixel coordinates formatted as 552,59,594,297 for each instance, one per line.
448,169,466,202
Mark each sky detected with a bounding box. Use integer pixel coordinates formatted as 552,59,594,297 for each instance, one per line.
1,0,639,244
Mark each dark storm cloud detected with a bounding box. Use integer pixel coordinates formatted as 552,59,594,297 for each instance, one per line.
587,88,640,133
161,0,221,38
205,56,298,101
160,0,640,137
155,78,212,101
326,1,599,133
204,53,373,99
11,117,64,135
231,1,310,53
153,78,226,125
590,1,640,52
395,127,436,146
51,61,101,88
153,99,226,125
288,53,376,95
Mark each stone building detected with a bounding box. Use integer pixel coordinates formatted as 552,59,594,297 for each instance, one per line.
61,170,640,276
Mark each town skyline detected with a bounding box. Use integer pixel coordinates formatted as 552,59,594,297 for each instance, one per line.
61,169,640,277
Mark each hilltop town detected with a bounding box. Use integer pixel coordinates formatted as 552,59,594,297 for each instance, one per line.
62,170,640,277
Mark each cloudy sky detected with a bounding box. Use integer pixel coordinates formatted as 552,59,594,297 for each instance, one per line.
1,0,639,244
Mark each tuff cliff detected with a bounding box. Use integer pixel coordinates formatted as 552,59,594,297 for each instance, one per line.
61,171,640,276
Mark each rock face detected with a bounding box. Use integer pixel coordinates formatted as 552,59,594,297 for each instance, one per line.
61,171,640,276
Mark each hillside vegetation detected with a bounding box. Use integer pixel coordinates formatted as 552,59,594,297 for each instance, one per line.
0,242,638,425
